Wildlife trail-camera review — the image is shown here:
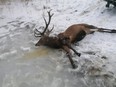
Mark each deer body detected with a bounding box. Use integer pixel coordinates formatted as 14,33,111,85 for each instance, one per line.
58,24,88,43
34,10,116,69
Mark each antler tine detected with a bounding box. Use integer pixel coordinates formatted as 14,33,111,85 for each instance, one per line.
41,10,54,35
46,25,54,35
50,25,54,32
47,10,54,25
34,10,54,37
34,28,42,37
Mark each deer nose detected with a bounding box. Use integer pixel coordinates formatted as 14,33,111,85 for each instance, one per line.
35,43,39,46
35,44,37,46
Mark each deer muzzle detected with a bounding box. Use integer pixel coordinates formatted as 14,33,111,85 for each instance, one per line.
35,42,40,46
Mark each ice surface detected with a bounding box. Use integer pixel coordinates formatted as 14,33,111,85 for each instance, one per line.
0,0,116,87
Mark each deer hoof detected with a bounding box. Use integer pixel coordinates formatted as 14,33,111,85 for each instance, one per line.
78,53,81,57
72,64,78,69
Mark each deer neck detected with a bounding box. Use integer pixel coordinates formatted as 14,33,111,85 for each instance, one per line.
44,36,62,49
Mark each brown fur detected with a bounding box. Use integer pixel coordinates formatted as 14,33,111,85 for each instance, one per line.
58,24,97,43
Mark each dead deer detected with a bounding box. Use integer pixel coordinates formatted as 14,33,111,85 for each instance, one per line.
34,10,116,69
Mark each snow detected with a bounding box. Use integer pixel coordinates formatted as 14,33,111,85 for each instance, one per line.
0,0,116,87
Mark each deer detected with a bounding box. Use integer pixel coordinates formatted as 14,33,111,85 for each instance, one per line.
34,10,116,69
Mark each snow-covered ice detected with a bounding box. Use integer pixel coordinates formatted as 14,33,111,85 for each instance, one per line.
0,0,116,87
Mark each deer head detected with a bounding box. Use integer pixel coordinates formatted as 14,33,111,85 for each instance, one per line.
34,10,54,46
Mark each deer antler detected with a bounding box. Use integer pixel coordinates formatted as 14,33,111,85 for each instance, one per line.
34,10,54,37
34,28,42,37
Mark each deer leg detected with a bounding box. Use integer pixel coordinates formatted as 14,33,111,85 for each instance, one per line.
66,52,76,69
61,39,81,57
98,28,116,33
62,46,76,69
66,44,81,57
70,47,81,57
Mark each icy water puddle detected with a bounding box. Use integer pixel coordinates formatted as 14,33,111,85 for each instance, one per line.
1,46,82,87
23,48,50,59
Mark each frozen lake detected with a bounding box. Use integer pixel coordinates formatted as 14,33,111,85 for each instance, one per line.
0,0,116,87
